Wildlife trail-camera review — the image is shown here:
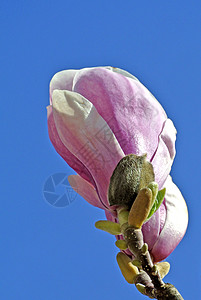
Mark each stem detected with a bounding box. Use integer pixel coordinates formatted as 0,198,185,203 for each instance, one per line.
121,224,183,299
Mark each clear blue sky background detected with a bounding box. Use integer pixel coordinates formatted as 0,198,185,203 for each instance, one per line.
1,1,200,299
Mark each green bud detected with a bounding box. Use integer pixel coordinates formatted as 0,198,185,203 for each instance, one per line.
141,243,149,254
95,220,121,235
136,283,146,295
117,207,129,226
115,239,128,250
147,182,158,203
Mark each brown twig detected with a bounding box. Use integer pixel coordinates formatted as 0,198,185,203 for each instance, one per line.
121,224,183,299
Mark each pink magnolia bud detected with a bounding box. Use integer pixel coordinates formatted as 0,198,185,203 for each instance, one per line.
47,66,188,262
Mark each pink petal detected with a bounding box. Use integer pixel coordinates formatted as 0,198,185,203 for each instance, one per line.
50,69,78,104
50,66,132,104
142,208,161,251
151,119,177,188
105,209,117,221
47,105,94,185
73,67,167,161
68,174,105,209
52,89,125,209
104,66,140,81
151,176,188,262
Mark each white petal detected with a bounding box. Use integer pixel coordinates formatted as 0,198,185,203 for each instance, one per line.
52,89,125,208
50,70,78,104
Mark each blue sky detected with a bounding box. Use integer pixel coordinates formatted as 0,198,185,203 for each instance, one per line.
1,1,201,299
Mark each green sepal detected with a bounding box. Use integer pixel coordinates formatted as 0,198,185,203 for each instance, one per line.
117,208,129,226
115,239,128,250
136,283,146,295
95,220,121,235
141,243,148,254
146,188,166,221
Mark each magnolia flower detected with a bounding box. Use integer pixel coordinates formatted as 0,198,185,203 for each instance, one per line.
47,66,188,262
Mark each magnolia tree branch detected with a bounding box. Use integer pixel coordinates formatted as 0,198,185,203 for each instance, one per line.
121,223,183,299
95,154,185,299
96,214,184,299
